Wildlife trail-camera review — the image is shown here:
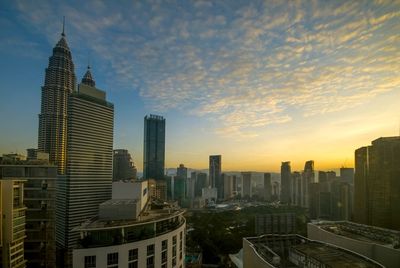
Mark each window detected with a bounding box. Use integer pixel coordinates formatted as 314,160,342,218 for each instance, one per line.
173,235,177,245
162,250,167,263
162,239,168,251
129,248,138,261
84,256,96,268
161,264,167,268
147,244,155,256
146,256,154,268
172,245,177,257
179,240,182,251
107,252,118,266
180,231,182,240
172,257,176,266
129,262,138,268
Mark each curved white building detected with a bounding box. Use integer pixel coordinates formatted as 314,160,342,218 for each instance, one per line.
73,202,185,268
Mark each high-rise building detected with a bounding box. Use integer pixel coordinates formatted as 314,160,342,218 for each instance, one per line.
0,160,57,268
143,115,166,180
263,173,272,202
340,167,354,184
56,68,114,266
209,155,222,199
112,149,137,181
280,161,291,204
291,171,302,206
354,137,400,230
241,172,252,198
222,173,233,200
194,172,207,197
301,160,315,207
38,27,76,175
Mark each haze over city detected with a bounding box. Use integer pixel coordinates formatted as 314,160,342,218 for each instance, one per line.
1,0,399,172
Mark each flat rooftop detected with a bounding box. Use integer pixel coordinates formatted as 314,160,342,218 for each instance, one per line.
76,202,185,230
245,234,383,268
312,221,400,248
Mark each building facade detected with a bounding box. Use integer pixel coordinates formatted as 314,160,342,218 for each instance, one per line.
209,155,221,199
56,68,114,266
0,176,26,268
354,137,400,230
0,164,57,268
241,172,252,199
113,149,137,181
38,29,76,175
280,162,291,204
143,115,166,180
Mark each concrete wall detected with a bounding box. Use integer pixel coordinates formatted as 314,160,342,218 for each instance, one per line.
243,238,275,268
307,223,400,268
112,181,148,211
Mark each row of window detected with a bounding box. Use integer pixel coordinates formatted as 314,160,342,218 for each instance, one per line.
84,233,184,268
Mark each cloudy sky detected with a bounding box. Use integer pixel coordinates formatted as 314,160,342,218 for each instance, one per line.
0,0,399,172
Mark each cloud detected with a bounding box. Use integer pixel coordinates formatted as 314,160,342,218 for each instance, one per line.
11,0,400,139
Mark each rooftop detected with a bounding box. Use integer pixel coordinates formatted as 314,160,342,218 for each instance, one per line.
311,221,400,249
245,234,383,268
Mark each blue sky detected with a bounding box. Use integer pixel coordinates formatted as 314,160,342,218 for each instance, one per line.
0,0,399,172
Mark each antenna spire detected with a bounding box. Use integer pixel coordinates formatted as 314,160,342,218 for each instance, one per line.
62,16,65,37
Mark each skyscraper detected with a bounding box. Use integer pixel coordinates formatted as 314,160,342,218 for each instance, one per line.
301,160,315,207
56,67,114,266
242,172,252,198
112,149,137,181
280,161,291,204
354,137,400,230
143,115,165,180
209,155,222,199
38,26,76,175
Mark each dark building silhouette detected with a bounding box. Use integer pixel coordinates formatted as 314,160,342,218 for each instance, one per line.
301,160,315,207
340,167,354,184
280,162,291,204
194,172,207,197
264,173,272,202
143,114,165,180
113,149,137,181
38,27,76,174
209,155,222,199
354,137,400,230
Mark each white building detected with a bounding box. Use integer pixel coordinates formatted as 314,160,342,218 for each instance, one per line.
73,182,186,268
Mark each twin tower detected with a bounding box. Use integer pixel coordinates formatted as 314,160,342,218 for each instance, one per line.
38,27,114,266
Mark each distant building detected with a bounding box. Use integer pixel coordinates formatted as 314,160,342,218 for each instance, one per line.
308,221,400,268
202,188,217,205
143,114,166,180
301,160,314,207
1,163,57,268
149,179,167,201
354,136,400,230
291,171,301,206
222,173,234,200
255,213,296,235
340,167,354,184
264,173,272,202
241,172,252,198
176,164,187,180
194,172,207,197
113,149,137,181
187,172,196,200
209,155,222,199
1,153,26,162
280,162,291,204
243,234,384,268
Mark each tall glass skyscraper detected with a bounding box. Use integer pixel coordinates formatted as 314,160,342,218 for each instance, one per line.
38,28,76,175
143,114,165,180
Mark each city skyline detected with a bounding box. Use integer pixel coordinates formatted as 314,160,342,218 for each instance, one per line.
1,0,400,172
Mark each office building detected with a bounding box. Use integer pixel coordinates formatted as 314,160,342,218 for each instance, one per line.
187,172,196,200
72,182,185,268
113,149,137,181
280,162,291,204
56,68,114,266
340,167,354,184
241,172,252,198
308,221,400,268
0,175,26,268
38,27,76,175
222,173,233,200
243,234,384,268
209,155,222,199
0,162,56,268
354,136,400,230
301,160,314,208
291,171,301,206
194,172,207,197
263,173,272,202
143,115,166,180
148,179,167,201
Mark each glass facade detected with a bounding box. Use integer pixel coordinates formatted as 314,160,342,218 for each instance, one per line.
143,115,165,180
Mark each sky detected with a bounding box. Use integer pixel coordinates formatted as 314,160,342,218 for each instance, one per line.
0,0,399,172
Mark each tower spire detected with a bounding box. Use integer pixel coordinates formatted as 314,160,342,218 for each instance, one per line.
62,16,65,37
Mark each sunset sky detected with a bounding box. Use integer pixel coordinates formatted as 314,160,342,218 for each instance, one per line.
0,0,399,172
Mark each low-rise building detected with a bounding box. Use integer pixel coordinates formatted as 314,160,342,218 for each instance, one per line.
308,221,400,268
243,234,384,268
